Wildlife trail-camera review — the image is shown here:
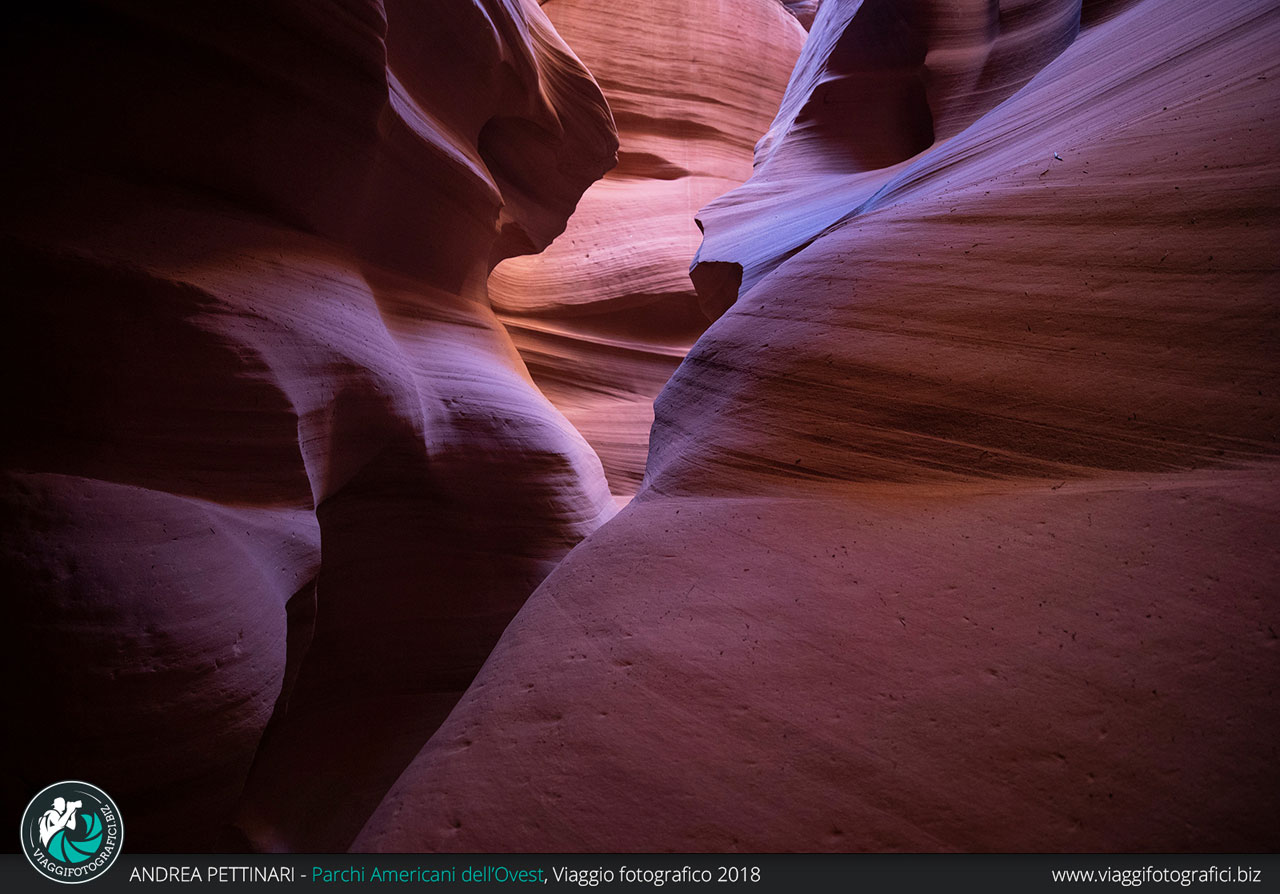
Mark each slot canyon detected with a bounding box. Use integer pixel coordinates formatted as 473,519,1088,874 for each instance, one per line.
3,0,1277,853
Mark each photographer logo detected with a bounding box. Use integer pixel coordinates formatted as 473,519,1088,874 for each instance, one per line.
21,781,123,884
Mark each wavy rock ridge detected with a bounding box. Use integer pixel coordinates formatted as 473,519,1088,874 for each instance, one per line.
359,0,1280,852
5,0,1277,856
491,0,805,498
3,0,616,851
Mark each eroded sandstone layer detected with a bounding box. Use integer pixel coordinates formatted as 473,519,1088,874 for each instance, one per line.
358,0,1280,852
491,0,804,499
3,0,617,851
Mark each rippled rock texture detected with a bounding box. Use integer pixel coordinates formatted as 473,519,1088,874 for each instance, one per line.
6,0,1278,856
359,0,1280,852
491,0,804,498
3,0,617,851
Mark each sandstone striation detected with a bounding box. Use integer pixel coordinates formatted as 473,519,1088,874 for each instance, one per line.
358,0,1280,852
491,0,805,498
3,0,617,851
7,0,1277,857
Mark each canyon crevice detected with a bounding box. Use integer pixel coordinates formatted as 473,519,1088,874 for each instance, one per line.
5,0,1278,854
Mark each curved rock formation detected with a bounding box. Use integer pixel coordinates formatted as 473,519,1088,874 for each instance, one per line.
692,0,1099,312
358,0,1280,852
3,0,616,851
782,0,824,30
490,0,805,498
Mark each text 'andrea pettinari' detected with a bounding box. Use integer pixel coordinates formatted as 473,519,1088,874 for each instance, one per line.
129,865,297,882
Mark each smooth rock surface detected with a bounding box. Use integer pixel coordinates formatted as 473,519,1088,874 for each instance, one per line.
492,0,805,497
358,0,1280,852
6,0,1277,856
3,0,617,851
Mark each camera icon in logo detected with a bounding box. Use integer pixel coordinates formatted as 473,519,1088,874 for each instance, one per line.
21,781,123,884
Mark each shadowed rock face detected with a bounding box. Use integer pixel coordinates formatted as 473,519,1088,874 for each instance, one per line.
2,0,617,852
356,0,1280,853
491,0,805,499
6,0,1278,857
782,0,825,30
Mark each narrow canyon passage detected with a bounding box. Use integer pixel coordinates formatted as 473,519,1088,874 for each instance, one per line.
491,0,805,500
364,0,1280,852
4,0,1278,856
